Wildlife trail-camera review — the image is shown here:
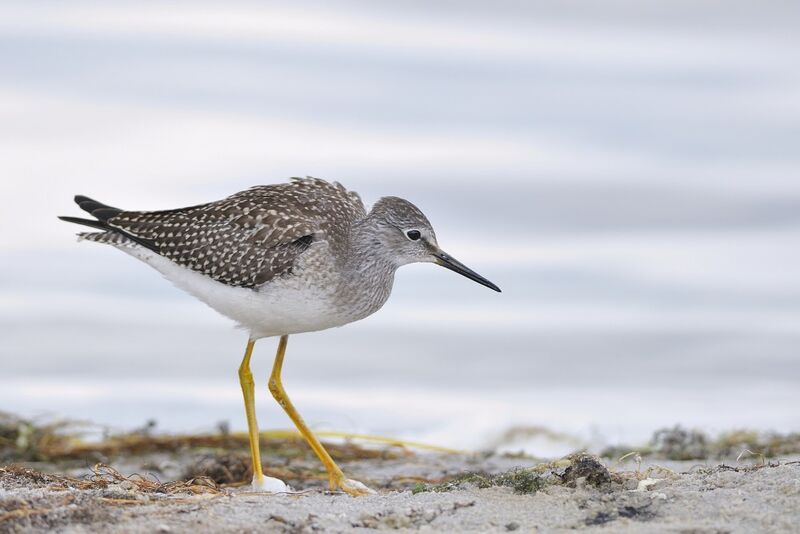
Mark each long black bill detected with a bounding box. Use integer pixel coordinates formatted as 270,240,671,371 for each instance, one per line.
433,250,501,292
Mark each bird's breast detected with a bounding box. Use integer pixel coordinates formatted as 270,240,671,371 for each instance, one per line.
252,245,396,338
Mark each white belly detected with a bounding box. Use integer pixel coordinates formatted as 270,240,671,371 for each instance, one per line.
118,243,354,339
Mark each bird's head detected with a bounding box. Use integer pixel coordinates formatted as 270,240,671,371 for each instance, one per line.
366,196,500,292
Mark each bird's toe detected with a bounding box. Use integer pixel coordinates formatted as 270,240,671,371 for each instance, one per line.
338,478,377,496
251,475,291,493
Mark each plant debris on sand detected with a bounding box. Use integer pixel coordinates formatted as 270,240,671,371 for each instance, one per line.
413,453,614,495
0,411,404,464
413,468,546,495
2,413,799,533
600,424,800,462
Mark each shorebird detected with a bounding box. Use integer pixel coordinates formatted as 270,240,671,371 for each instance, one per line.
59,177,500,496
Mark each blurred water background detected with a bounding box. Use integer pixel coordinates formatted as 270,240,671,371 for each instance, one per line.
1,1,799,455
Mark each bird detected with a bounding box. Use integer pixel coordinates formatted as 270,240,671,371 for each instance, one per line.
59,177,500,496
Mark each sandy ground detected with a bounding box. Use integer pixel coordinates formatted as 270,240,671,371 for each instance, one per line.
2,450,799,533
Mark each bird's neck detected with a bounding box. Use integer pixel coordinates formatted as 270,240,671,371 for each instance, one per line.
336,218,397,319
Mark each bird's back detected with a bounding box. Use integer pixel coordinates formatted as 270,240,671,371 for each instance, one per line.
77,177,366,289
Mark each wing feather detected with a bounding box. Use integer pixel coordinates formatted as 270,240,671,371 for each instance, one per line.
100,178,365,288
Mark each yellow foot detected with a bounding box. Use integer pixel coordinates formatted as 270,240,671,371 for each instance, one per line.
251,475,291,493
330,473,377,496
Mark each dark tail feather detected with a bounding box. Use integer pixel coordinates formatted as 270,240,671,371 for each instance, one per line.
74,195,123,221
58,215,111,231
59,201,159,252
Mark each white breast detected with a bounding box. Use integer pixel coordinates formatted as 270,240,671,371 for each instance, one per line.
117,242,354,339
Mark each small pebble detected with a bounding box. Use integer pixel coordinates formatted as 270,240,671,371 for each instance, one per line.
635,479,659,492
118,480,136,491
622,478,640,491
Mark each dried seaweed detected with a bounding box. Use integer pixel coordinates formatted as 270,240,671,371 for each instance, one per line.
0,464,221,495
601,425,800,462
0,411,409,467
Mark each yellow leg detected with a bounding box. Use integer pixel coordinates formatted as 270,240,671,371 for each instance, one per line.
268,335,375,496
239,339,287,492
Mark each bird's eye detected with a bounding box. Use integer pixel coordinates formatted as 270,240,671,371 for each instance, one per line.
406,230,421,241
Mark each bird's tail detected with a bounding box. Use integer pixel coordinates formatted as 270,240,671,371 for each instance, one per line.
59,195,155,250
58,195,123,230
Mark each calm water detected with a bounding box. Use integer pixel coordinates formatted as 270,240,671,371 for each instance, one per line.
1,1,799,454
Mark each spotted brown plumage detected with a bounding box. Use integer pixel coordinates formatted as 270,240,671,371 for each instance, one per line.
67,177,366,288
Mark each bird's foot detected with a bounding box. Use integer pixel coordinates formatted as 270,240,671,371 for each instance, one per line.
330,472,377,496
251,475,291,493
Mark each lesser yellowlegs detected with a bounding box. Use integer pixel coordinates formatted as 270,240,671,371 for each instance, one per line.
59,177,500,496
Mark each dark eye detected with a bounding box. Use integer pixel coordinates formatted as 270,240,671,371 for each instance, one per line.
406,230,421,241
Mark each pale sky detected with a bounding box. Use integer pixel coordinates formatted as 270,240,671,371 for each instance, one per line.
1,0,799,449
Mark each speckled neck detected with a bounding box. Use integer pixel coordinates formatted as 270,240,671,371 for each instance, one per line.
335,215,397,321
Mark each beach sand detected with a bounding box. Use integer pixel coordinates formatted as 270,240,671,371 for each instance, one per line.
2,439,799,533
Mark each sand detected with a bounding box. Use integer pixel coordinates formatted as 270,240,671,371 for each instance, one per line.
2,451,799,533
